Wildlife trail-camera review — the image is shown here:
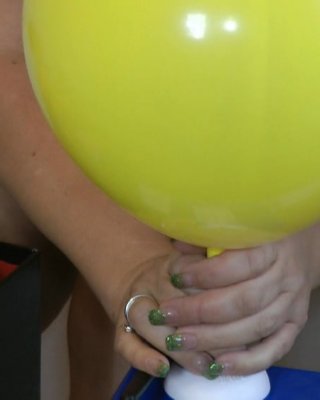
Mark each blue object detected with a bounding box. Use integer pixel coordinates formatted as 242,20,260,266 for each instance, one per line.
114,367,320,399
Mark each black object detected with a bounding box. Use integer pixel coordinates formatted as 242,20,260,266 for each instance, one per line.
0,242,41,400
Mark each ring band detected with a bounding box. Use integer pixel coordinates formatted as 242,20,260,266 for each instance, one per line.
124,294,156,333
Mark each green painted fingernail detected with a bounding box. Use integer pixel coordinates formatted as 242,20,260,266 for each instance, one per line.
166,334,183,351
170,273,184,289
157,363,170,378
149,309,166,325
204,361,224,380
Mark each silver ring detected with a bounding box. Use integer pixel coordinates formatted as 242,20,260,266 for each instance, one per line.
124,294,156,333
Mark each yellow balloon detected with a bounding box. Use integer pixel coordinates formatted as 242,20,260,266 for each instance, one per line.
23,1,320,249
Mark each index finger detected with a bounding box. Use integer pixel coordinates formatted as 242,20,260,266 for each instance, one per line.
170,244,277,290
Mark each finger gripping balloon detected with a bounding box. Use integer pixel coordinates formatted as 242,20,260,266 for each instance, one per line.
23,0,320,249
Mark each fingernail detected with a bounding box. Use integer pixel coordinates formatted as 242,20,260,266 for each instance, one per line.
170,273,184,288
157,363,170,378
146,359,170,378
166,334,184,351
204,361,224,380
148,309,166,325
165,333,197,351
149,308,178,325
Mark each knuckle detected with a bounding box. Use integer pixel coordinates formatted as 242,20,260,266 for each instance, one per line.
296,312,309,329
238,286,260,317
291,295,310,329
196,271,212,288
256,312,279,339
272,324,298,363
276,335,294,360
243,249,260,276
244,244,277,277
199,298,215,324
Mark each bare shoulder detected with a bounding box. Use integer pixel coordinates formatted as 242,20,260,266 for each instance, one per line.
0,0,23,55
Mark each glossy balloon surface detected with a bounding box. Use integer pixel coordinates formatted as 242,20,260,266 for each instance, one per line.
23,1,320,248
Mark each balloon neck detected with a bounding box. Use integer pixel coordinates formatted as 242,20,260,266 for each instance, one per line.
207,248,224,258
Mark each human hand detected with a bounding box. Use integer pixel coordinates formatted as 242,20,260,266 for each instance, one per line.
150,223,320,376
112,252,224,380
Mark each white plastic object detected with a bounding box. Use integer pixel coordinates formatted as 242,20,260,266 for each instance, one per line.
164,364,271,400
